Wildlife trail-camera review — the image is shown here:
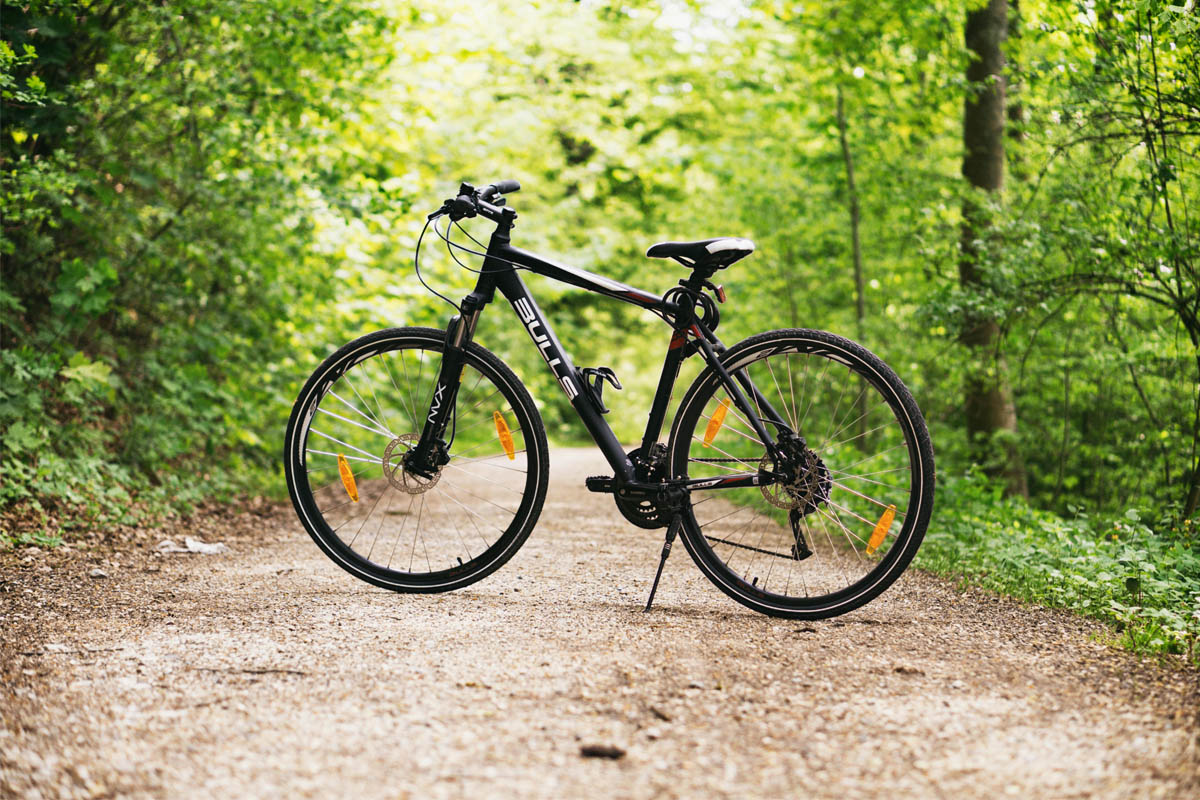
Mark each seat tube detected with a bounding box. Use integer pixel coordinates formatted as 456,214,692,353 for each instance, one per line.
637,328,688,471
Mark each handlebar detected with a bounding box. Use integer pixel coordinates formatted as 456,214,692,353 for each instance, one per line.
480,180,520,201
432,179,521,223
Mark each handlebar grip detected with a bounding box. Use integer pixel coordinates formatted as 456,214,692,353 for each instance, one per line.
480,180,521,200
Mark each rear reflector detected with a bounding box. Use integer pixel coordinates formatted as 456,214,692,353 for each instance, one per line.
703,398,731,447
866,504,896,555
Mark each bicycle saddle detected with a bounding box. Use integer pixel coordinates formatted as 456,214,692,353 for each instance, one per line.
645,237,755,269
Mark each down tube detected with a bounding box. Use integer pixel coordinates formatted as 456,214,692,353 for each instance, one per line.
494,269,635,481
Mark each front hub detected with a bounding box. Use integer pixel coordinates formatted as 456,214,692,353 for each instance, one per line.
386,433,442,494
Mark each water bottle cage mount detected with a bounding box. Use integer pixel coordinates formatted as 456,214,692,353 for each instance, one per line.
579,366,622,414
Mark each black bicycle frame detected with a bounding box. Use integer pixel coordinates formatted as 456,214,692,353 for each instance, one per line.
408,213,791,492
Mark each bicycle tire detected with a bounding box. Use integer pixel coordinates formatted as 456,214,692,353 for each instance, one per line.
668,328,934,619
284,327,549,592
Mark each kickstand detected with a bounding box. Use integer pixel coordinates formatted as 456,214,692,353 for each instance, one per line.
644,515,681,613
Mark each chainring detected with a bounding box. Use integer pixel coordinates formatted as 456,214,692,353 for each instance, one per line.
614,444,670,529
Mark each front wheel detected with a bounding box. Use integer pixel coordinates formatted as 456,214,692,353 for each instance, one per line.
284,327,549,593
668,329,934,619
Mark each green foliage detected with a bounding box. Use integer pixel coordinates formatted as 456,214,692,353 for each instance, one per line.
918,473,1200,665
1,0,393,539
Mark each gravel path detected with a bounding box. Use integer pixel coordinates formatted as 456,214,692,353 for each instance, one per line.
2,448,1198,799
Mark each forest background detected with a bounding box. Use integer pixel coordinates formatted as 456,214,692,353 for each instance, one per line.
1,0,1197,663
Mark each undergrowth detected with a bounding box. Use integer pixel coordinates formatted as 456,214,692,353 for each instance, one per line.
916,471,1200,667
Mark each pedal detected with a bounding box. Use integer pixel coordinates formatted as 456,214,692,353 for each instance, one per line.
579,367,622,414
585,475,615,493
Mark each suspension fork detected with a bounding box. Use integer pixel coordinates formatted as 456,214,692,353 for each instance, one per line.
404,307,481,477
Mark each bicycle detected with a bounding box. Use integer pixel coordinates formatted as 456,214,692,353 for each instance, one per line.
284,180,935,619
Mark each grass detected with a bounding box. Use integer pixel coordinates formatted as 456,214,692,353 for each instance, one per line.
914,471,1200,667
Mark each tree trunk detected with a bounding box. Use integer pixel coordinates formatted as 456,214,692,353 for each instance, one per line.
836,85,868,445
960,0,1028,498
1006,0,1027,180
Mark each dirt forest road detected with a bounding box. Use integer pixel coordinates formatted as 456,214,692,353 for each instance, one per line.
2,449,1198,799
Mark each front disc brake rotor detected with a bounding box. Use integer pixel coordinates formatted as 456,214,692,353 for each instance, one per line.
383,433,441,494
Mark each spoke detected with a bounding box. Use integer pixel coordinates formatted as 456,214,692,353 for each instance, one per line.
317,407,396,439
820,371,852,447
827,464,908,481
687,458,747,474
459,386,504,417
821,387,873,448
361,484,397,557
711,508,763,571
386,494,418,569
418,495,433,573
342,371,390,439
818,505,868,556
444,462,526,497
690,434,754,466
440,476,519,516
742,502,779,582
823,422,895,452
765,357,796,430
408,494,425,572
822,496,878,532
797,360,830,433
348,480,389,553
397,348,424,431
330,390,394,436
310,465,375,496
451,453,529,473
747,368,766,439
715,394,769,444
363,365,396,436
382,351,419,431
785,353,800,431
828,479,907,518
452,435,523,460
306,448,382,466
451,406,515,436
439,484,507,539
813,510,853,586
307,431,382,463
698,504,755,530
455,369,489,412
837,443,908,473
434,492,475,563
698,410,764,446
314,497,358,520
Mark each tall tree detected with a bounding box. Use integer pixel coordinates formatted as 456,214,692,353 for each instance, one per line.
959,0,1027,497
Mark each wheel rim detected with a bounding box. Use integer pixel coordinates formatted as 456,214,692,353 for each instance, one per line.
292,338,539,585
675,337,927,608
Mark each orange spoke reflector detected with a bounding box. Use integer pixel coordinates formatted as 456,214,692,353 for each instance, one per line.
866,504,896,555
337,453,359,503
703,398,731,447
494,410,516,460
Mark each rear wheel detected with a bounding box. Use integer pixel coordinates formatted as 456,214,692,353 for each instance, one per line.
668,329,934,619
284,327,549,592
